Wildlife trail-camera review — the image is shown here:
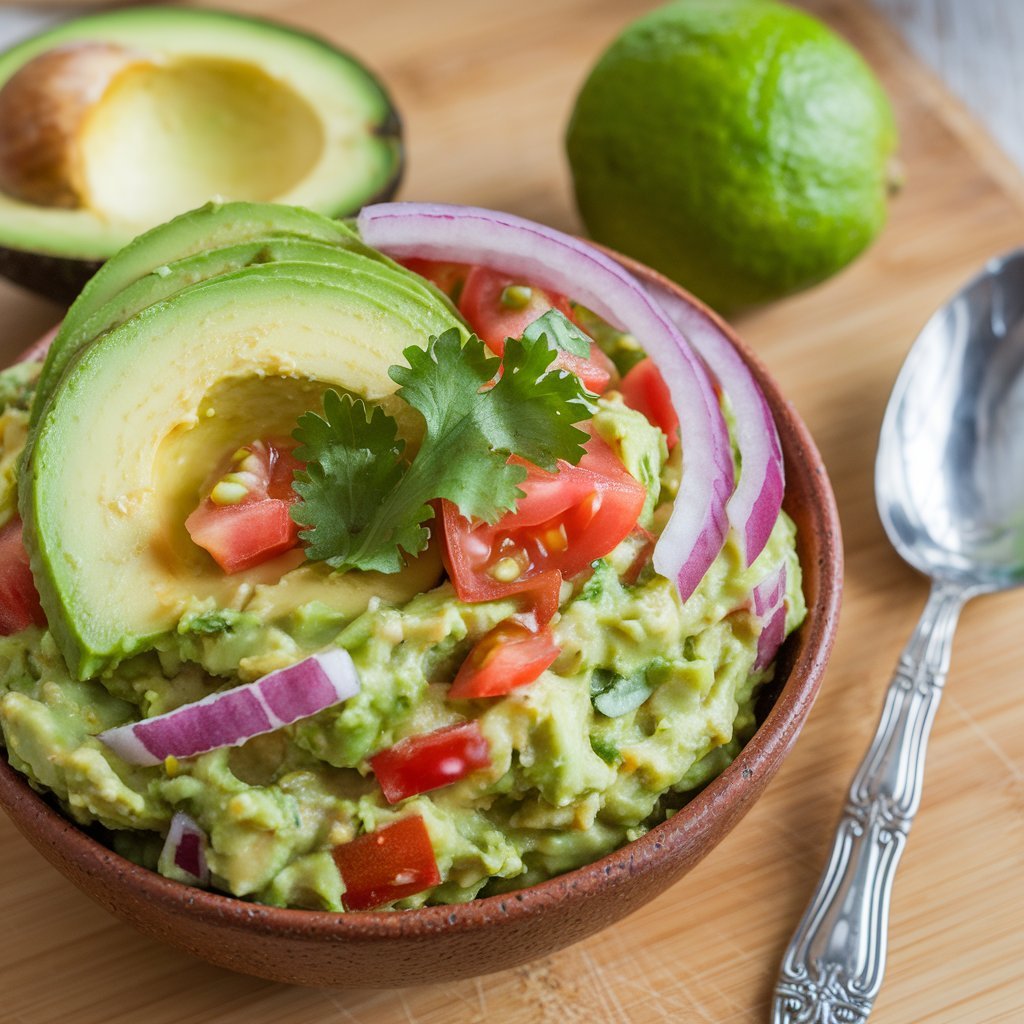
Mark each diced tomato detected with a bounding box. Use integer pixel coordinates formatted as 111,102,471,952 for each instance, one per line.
458,266,573,353
457,266,612,393
398,258,471,302
185,501,297,575
333,815,441,911
556,344,616,394
439,431,646,623
185,439,304,575
0,517,45,635
370,722,491,803
619,357,679,448
449,621,560,700
264,442,304,502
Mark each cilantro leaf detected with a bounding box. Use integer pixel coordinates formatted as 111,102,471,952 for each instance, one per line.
291,390,415,573
473,329,596,474
391,328,595,519
521,309,591,358
291,329,596,572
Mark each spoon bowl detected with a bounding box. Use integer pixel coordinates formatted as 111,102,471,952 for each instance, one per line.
877,247,1024,591
775,248,1024,1023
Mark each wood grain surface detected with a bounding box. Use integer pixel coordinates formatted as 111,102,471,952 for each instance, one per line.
0,1,1022,1021
872,0,1024,172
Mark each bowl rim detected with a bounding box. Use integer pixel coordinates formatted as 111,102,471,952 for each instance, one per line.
0,254,843,942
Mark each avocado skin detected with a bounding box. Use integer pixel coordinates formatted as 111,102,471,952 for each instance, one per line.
0,246,101,306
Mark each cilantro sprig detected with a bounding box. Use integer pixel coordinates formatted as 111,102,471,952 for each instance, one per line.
291,327,596,573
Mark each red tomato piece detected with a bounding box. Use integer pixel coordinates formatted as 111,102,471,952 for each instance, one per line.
398,258,471,301
185,439,303,575
333,815,441,911
0,517,45,635
458,266,574,355
185,500,297,575
498,568,562,629
370,722,491,804
619,358,679,448
448,621,561,700
264,441,304,501
439,432,646,623
584,341,619,383
552,345,612,394
455,265,615,392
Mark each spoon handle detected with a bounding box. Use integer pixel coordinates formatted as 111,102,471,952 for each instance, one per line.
771,580,966,1024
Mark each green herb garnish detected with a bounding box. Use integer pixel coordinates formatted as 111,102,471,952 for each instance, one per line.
522,309,591,358
291,328,595,573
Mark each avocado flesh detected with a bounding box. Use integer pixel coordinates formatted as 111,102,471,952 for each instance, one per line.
33,231,461,426
23,267,466,680
0,7,402,302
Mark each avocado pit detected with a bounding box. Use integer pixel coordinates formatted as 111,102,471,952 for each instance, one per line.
0,42,144,209
0,45,326,223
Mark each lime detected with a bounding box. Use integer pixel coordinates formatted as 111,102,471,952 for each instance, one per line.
566,0,898,311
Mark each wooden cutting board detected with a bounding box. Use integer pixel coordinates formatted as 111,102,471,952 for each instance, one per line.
0,1,1021,1021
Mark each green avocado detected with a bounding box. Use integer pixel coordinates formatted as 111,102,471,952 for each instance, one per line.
0,8,403,302
22,262,466,680
32,207,462,426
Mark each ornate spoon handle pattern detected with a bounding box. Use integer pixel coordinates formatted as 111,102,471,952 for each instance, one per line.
771,581,967,1024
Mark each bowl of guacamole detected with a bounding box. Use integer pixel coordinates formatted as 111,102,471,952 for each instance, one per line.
0,201,841,985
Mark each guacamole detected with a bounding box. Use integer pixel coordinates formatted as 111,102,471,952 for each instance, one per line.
0,203,805,912
0,357,803,909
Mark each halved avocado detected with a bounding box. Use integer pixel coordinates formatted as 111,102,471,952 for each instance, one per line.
0,8,403,302
22,263,466,680
32,205,461,425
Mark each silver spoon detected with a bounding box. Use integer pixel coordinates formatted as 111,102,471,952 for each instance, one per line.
771,248,1024,1024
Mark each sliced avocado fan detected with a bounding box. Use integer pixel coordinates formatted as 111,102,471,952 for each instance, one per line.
31,201,460,426
21,217,467,680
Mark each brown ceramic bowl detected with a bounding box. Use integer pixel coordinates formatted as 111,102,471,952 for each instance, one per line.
0,257,842,987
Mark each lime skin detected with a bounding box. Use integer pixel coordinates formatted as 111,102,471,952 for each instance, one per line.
566,0,898,312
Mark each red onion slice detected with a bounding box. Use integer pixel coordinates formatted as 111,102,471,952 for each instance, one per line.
99,648,360,766
159,811,209,885
645,282,784,567
358,202,733,600
752,565,788,670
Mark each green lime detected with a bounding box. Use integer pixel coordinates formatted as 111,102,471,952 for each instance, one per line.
566,0,898,311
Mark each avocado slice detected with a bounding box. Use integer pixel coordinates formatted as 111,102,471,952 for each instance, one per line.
32,221,461,426
22,264,466,680
0,8,402,302
53,201,380,338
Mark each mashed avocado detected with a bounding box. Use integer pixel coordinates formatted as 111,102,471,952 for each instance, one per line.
0,359,804,910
